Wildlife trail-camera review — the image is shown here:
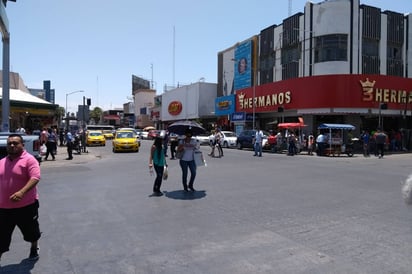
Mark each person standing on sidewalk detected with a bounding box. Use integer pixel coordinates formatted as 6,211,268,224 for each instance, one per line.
0,134,41,262
65,130,74,160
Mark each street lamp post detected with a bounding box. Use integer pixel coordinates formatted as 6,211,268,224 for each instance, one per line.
65,90,84,130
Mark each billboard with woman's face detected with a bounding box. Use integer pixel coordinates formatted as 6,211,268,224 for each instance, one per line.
234,40,252,91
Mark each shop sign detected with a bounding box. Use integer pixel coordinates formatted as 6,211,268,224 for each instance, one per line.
237,91,291,110
359,78,412,104
168,101,182,115
231,112,245,121
217,100,231,110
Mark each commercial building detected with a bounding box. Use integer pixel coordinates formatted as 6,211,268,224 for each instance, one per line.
0,72,58,131
217,0,412,146
161,81,216,130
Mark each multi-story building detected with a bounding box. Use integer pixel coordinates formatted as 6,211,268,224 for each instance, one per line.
217,0,412,146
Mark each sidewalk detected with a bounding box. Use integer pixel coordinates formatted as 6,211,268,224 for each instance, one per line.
39,145,101,168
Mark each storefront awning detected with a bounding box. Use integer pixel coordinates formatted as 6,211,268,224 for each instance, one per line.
103,115,120,120
298,108,370,114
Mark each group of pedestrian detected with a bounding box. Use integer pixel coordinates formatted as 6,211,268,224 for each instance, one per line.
40,127,57,161
361,128,388,158
37,127,78,161
149,129,199,196
208,128,223,158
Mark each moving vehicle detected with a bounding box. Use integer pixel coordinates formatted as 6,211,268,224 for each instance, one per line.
86,124,115,132
236,129,269,150
86,131,106,146
101,130,114,139
112,130,139,153
116,128,141,146
86,125,115,140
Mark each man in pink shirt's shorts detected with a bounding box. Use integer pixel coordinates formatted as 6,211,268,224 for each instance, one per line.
0,134,41,262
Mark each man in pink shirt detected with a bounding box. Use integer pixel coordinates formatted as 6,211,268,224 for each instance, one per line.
0,134,41,262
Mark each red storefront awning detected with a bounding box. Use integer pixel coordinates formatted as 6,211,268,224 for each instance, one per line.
103,115,120,120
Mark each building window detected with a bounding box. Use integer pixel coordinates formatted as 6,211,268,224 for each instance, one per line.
314,34,348,63
362,38,379,57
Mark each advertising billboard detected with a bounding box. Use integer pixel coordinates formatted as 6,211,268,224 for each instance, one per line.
132,75,150,91
215,95,235,116
234,40,252,91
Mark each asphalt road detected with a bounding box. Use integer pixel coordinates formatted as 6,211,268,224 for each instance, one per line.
1,141,412,274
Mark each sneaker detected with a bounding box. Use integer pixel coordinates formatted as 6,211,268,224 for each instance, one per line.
29,247,39,260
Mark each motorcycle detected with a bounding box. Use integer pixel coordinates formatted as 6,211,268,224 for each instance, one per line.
73,134,82,154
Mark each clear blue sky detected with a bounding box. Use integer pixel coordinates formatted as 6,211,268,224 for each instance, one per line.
2,0,411,114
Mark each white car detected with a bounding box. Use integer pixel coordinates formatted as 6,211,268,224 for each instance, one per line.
140,131,149,139
194,133,210,145
209,131,238,148
219,131,238,148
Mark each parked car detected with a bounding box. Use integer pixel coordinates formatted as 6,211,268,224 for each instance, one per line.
0,132,42,163
112,130,139,153
86,130,106,146
194,133,211,145
209,131,238,148
219,131,238,148
236,129,270,150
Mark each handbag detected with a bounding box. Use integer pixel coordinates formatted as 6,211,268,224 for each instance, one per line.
175,150,184,159
40,144,47,156
163,166,169,180
194,150,206,167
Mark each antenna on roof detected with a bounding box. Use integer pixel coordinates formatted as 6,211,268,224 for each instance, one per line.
288,0,292,16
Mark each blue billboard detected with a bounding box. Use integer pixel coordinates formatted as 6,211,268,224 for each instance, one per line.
215,95,235,116
234,40,252,91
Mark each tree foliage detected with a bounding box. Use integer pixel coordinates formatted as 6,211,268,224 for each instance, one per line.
89,107,103,124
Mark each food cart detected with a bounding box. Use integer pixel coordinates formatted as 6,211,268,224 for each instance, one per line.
317,123,355,157
277,118,307,153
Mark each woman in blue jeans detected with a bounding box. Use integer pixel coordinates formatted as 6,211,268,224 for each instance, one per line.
177,129,199,191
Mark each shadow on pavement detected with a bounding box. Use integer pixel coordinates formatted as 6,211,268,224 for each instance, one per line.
0,258,37,274
163,190,206,200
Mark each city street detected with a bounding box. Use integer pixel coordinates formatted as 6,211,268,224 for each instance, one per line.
1,140,412,273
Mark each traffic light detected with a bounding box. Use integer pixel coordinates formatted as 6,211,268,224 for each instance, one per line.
87,98,91,106
278,106,284,112
380,103,388,110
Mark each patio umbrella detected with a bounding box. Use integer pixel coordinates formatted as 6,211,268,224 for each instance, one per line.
168,120,206,136
143,126,156,131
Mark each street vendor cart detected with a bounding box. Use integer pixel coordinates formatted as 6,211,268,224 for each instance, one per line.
317,123,355,157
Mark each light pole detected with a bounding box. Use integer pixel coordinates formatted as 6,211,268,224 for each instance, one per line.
65,90,84,130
